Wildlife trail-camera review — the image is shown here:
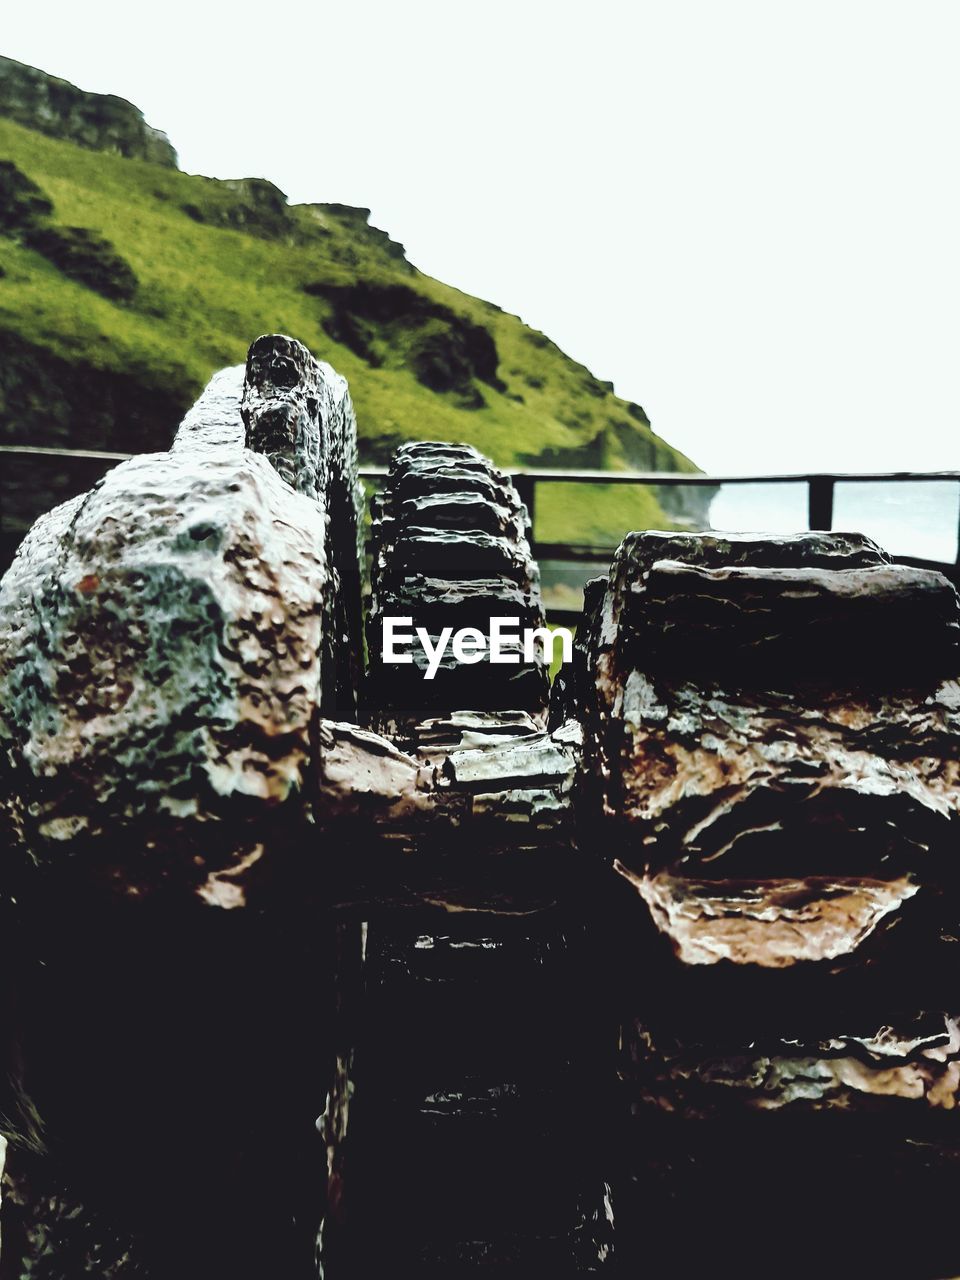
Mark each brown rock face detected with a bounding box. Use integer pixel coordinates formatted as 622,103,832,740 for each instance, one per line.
574,529,960,1278
576,530,960,962
576,527,960,991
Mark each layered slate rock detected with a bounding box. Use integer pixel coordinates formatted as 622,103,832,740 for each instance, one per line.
574,530,960,1278
338,445,604,1275
576,530,960,969
324,718,604,1274
318,712,580,861
366,442,550,738
623,1010,960,1117
577,529,960,993
358,441,582,898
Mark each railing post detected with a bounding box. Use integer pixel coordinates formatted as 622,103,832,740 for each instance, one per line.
808,477,835,531
512,473,537,545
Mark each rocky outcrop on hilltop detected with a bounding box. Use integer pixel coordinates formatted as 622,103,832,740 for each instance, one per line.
0,55,176,166
0,54,712,580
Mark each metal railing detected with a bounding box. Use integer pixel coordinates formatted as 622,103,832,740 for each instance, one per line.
504,467,960,620
358,462,960,570
3,445,958,579
506,467,960,562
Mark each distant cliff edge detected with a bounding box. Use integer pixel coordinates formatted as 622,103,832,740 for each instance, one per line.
0,54,713,560
0,55,177,167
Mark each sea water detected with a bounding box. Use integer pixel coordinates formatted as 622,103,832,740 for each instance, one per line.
709,479,959,564
539,478,959,615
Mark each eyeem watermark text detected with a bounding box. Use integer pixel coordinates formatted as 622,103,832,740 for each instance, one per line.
381,617,572,680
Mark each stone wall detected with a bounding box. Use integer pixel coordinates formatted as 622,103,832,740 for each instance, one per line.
1,339,959,1277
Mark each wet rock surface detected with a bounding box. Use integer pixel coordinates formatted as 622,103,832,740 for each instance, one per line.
367,441,550,737
0,337,368,883
0,337,367,1278
574,528,960,1277
1,344,960,1276
335,439,604,1275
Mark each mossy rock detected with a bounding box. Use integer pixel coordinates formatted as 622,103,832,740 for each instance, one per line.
407,320,504,407
23,225,138,302
306,279,505,402
0,160,52,234
0,90,707,561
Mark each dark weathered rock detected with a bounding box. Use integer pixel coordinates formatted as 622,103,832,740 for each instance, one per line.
622,1009,960,1117
5,340,960,1279
611,979,960,1275
303,281,501,401
242,333,366,718
631,559,959,677
574,529,960,1279
23,224,139,301
313,445,578,896
0,160,53,234
367,442,550,738
304,205,411,269
184,177,296,240
338,910,612,1276
340,442,602,1276
316,712,579,883
0,55,177,167
577,531,960,965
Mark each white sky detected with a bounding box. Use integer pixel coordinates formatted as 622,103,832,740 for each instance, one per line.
4,1,958,473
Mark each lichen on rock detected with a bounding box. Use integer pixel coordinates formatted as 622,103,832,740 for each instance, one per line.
0,336,365,896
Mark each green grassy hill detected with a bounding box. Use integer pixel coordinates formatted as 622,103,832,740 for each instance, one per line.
0,61,706,547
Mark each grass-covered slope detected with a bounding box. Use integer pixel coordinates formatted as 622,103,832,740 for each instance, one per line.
0,105,702,543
